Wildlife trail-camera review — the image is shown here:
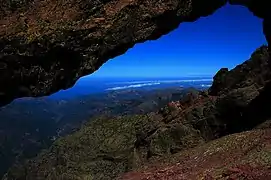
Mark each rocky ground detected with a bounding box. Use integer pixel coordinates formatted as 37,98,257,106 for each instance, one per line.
120,128,271,180
2,45,271,180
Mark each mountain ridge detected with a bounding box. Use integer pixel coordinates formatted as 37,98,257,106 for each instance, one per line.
0,85,201,178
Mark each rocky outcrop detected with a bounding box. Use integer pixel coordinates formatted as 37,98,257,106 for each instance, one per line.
209,45,271,133
209,45,270,96
118,45,271,179
0,0,271,106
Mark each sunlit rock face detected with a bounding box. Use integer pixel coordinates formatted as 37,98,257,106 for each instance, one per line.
0,0,270,106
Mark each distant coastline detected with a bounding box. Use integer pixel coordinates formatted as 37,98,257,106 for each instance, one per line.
48,77,213,99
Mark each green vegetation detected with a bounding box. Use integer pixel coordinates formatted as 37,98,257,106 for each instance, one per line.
4,110,206,180
0,87,191,178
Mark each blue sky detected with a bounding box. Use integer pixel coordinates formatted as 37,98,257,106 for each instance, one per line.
90,4,267,78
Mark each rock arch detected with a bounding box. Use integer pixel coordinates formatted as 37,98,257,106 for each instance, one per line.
0,0,270,106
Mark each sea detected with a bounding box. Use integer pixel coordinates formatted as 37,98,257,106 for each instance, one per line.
48,76,213,99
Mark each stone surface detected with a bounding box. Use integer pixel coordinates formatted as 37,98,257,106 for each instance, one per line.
0,0,271,106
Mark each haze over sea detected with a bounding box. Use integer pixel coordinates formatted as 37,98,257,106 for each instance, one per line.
48,76,213,99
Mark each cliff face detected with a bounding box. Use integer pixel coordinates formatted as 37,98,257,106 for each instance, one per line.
3,46,271,180
0,0,271,106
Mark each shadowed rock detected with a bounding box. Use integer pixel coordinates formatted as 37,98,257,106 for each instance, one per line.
209,45,270,96
209,45,271,134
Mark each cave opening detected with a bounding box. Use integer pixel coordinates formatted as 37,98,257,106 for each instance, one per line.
0,3,269,179
48,3,266,99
